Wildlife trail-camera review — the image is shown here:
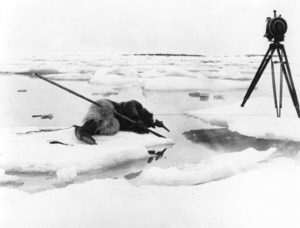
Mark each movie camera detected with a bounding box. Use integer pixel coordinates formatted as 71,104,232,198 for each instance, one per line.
264,10,288,42
241,10,300,117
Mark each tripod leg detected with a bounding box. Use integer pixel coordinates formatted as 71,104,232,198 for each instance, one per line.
271,58,279,117
279,60,283,117
277,46,300,117
241,46,275,107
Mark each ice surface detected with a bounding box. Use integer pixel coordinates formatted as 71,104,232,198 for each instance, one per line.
0,187,28,206
88,61,251,91
144,76,205,91
188,97,300,141
3,54,300,228
0,55,300,228
139,69,165,78
164,69,200,78
0,169,23,186
207,68,253,81
56,167,78,183
2,155,300,228
144,76,249,91
0,76,106,127
137,148,275,186
110,67,139,77
89,69,143,86
0,128,173,178
43,73,93,81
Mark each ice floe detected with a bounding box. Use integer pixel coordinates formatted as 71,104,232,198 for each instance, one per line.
42,73,93,81
110,67,139,77
0,169,23,186
207,68,253,81
17,69,60,75
139,69,165,78
3,53,300,228
0,128,173,178
56,167,78,183
89,68,142,86
188,97,300,141
136,148,275,186
164,69,200,78
143,76,249,91
2,155,300,228
89,73,142,86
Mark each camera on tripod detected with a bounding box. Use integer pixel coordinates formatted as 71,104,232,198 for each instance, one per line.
241,10,300,118
264,10,288,42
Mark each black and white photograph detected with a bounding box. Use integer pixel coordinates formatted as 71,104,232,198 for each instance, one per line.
1,0,300,227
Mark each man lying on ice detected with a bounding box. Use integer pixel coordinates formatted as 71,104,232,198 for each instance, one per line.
74,99,168,144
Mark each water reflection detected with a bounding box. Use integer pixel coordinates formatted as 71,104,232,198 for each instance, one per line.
6,147,169,193
147,148,167,163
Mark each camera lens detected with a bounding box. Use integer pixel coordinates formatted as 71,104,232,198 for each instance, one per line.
269,18,287,36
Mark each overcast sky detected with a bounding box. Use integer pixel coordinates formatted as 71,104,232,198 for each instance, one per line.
1,0,300,56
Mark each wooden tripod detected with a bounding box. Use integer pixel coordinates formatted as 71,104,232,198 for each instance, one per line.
241,42,300,117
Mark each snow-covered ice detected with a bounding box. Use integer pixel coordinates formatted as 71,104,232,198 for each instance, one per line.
90,73,142,86
206,68,254,81
136,148,275,186
143,76,249,91
2,155,300,228
43,73,93,81
110,66,140,77
2,53,300,228
0,169,23,186
89,67,143,86
188,97,300,141
0,128,173,178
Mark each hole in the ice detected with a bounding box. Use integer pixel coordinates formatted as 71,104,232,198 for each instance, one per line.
183,128,300,154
